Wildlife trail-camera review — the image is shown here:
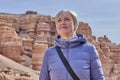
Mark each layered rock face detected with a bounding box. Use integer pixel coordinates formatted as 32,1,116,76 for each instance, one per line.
0,11,120,80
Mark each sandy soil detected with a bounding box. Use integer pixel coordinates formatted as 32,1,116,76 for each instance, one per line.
0,54,39,80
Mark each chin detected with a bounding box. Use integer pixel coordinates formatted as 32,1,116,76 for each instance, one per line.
60,31,71,35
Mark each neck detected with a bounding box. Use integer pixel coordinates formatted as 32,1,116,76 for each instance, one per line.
60,33,75,40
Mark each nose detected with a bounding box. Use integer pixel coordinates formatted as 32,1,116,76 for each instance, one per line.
61,20,66,25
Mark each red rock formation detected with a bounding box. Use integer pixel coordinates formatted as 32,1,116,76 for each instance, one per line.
32,43,48,70
0,11,120,80
0,23,23,62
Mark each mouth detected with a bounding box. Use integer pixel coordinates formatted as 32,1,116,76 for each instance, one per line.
60,26,68,29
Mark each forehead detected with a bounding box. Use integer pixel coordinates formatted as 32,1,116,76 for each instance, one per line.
56,12,73,19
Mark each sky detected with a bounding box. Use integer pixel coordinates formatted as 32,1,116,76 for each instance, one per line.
0,0,120,44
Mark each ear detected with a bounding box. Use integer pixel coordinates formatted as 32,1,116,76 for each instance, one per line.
74,24,79,32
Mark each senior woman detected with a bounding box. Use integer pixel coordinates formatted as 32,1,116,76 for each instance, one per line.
39,10,105,80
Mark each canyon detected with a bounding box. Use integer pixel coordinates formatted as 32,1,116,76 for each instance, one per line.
0,11,119,80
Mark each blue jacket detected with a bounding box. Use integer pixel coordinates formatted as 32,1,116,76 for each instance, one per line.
39,34,105,80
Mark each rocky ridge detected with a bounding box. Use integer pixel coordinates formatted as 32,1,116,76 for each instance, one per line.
0,11,119,80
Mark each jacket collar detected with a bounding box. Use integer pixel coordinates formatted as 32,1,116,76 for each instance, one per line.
55,33,87,48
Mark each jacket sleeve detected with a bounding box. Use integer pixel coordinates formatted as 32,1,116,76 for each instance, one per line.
39,50,50,80
90,45,105,80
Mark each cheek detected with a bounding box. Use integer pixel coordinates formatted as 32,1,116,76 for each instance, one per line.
56,26,60,34
56,27,59,32
68,24,75,30
68,21,74,29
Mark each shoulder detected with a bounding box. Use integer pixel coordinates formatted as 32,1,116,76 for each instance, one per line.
44,46,56,57
84,42,99,59
82,42,96,50
81,42,99,56
46,46,56,53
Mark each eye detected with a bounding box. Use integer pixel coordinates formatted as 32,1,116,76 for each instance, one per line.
65,18,70,21
57,19,62,22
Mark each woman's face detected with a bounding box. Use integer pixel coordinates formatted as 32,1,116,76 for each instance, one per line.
55,13,75,36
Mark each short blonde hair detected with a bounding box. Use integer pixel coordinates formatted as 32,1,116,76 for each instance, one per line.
55,10,79,32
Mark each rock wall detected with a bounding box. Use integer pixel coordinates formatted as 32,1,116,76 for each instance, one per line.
0,11,119,80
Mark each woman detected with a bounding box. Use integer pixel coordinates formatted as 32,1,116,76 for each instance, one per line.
39,10,105,80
